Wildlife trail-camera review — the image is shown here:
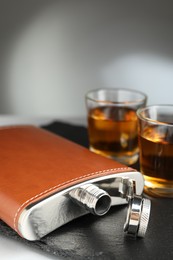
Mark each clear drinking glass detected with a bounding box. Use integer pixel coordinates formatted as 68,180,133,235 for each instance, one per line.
85,88,147,165
137,105,173,197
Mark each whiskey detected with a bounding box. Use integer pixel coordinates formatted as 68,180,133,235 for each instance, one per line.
88,106,138,164
139,125,173,196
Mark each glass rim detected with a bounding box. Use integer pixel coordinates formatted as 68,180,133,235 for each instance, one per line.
85,88,147,105
137,104,173,126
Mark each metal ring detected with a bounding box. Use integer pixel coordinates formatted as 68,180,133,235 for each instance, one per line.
124,195,151,238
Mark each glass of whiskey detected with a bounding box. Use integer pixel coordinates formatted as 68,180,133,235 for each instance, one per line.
137,105,173,197
85,88,147,165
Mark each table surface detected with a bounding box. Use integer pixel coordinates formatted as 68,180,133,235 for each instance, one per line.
0,117,173,260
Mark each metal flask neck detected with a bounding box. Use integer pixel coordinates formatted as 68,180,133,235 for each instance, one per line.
69,184,111,216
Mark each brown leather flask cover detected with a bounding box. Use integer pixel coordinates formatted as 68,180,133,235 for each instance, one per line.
0,126,139,240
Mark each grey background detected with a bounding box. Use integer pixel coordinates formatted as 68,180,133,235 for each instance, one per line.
0,0,173,118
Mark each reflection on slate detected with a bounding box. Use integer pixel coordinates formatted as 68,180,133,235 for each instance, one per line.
0,121,173,260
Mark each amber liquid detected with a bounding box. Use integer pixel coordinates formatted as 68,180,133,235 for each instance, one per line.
139,125,173,197
88,106,138,164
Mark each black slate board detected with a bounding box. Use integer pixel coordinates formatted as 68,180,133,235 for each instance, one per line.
0,121,173,260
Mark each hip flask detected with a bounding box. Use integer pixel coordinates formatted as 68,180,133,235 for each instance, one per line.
0,126,150,241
